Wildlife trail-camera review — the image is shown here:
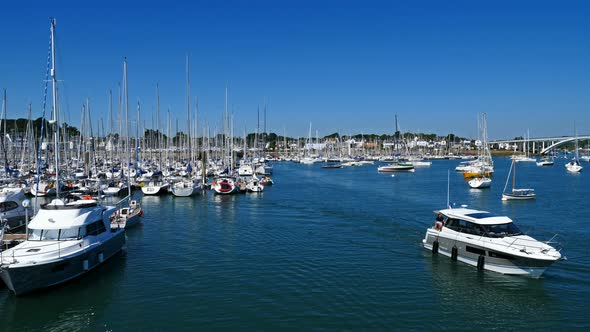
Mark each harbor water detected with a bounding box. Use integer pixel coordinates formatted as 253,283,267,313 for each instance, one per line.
1,158,588,331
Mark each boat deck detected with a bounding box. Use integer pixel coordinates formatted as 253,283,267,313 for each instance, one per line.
1,233,27,252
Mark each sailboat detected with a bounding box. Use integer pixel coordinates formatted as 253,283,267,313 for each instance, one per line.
378,115,415,172
110,58,143,230
0,19,125,295
502,159,536,201
170,54,201,197
536,156,554,166
512,130,536,162
468,113,492,189
565,125,583,173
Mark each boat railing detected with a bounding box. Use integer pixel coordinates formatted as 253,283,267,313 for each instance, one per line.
503,235,560,253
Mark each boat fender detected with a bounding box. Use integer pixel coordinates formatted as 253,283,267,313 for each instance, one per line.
477,255,485,270
432,240,439,254
451,246,458,261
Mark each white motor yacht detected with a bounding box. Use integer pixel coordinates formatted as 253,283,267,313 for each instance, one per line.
422,207,563,277
0,197,125,295
110,200,143,229
377,163,415,172
0,187,33,231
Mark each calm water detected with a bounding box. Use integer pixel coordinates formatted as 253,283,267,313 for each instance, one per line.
1,158,589,331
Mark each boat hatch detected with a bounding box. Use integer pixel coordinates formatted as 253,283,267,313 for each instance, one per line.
465,212,498,219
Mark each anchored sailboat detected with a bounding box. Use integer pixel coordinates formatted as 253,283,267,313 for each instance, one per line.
502,159,536,201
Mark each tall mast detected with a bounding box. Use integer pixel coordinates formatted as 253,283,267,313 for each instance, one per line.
186,53,191,163
123,58,131,186
512,160,516,191
1,89,7,173
50,18,61,198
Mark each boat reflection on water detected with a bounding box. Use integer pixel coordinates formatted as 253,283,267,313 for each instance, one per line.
423,252,561,329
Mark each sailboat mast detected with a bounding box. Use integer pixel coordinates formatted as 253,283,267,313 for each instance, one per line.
186,53,191,162
512,160,516,190
50,18,61,198
1,89,7,173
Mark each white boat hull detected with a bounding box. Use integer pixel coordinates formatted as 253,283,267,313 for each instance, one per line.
565,164,583,173
0,231,125,295
502,193,536,201
171,184,200,197
468,177,491,188
377,164,415,172
422,228,559,278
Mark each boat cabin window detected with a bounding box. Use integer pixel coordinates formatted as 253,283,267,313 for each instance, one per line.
27,227,82,241
444,218,485,236
0,201,19,212
86,220,107,236
479,223,522,238
60,227,80,240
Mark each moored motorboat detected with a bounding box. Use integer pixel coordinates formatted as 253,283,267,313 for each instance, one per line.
0,187,33,231
260,176,274,186
110,200,143,229
322,163,343,169
422,207,563,277
0,197,125,295
377,163,415,172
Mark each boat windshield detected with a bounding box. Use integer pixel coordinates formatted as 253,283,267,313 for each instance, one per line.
27,227,81,241
480,223,523,238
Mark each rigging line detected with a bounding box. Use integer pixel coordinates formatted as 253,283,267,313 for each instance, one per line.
34,27,53,212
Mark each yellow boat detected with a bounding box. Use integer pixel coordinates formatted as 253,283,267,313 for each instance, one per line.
463,170,493,179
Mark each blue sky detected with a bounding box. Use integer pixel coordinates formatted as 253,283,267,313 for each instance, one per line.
1,0,589,140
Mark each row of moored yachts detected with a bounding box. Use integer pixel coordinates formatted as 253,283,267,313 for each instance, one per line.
0,158,275,296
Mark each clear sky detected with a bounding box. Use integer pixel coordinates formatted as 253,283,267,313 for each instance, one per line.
1,0,589,140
